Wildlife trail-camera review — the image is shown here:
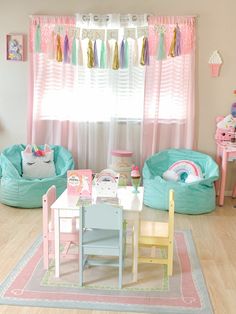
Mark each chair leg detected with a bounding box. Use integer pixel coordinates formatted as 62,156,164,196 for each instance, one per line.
167,242,173,276
119,253,123,289
43,235,49,270
79,248,83,287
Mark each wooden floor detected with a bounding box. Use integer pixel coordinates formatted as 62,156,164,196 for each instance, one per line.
0,197,236,314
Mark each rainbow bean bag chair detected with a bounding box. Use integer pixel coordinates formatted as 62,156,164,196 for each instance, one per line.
0,144,74,208
143,149,219,214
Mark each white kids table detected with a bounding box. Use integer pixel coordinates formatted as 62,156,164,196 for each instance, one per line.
51,186,144,283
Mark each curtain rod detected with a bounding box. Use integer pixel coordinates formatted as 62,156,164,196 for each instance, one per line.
29,14,198,18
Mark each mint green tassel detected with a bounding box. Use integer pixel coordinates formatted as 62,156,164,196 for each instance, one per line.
78,39,83,66
35,24,41,53
124,39,129,68
71,36,77,65
100,40,106,68
157,32,166,60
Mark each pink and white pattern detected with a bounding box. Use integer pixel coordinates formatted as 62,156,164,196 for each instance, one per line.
0,230,213,313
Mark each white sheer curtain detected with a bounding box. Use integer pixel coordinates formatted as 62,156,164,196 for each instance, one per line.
29,14,147,171
142,16,196,166
28,14,196,171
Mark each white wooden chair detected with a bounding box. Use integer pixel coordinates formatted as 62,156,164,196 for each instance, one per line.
42,185,79,269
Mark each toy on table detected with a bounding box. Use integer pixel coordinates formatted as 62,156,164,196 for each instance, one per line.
163,160,203,184
95,169,119,197
131,165,141,193
215,101,236,144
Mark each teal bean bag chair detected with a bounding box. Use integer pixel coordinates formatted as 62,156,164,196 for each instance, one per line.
0,144,74,208
143,149,219,214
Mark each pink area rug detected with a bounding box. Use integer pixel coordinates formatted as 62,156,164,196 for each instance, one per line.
0,230,213,313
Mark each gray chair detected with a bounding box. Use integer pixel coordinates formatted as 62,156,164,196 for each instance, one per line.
79,204,126,289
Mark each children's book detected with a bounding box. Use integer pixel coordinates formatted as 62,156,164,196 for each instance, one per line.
67,169,92,198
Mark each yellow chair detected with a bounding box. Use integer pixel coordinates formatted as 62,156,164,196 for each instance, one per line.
138,189,175,276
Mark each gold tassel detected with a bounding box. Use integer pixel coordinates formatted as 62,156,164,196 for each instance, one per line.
112,41,119,70
140,37,146,65
87,39,94,68
56,34,62,62
169,27,177,57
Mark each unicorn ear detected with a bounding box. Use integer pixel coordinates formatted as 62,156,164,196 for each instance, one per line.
24,144,32,153
44,144,51,153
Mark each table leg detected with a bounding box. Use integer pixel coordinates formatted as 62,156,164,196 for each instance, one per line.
232,183,236,198
54,209,60,277
215,145,221,196
132,214,139,283
219,149,227,206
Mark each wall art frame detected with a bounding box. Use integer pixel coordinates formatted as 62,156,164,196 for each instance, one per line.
6,33,25,61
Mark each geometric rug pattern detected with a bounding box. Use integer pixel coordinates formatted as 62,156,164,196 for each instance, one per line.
0,230,213,314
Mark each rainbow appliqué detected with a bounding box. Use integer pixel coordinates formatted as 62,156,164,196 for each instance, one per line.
168,160,202,182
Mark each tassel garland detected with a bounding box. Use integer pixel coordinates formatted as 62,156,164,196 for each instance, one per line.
140,37,149,66
87,39,94,68
77,39,83,66
112,41,119,70
71,36,77,65
35,24,41,53
100,40,106,68
120,39,125,69
144,37,149,65
56,34,62,62
106,40,111,68
133,38,139,66
169,27,177,57
63,34,69,63
157,31,166,60
124,39,129,68
140,37,146,65
47,31,55,59
174,25,181,56
33,25,184,69
93,40,98,68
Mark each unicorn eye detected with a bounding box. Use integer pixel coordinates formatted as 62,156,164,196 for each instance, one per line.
44,160,51,164
26,162,35,165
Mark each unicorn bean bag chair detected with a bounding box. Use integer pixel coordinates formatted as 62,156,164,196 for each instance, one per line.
143,149,219,214
0,144,74,208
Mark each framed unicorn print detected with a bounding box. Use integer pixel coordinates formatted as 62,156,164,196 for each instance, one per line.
6,33,25,61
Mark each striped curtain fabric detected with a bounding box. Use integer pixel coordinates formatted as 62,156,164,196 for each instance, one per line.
142,16,196,166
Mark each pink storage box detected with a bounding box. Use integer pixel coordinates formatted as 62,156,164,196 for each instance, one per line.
110,150,133,186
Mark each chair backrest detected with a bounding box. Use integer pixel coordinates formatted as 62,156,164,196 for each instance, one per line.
168,189,175,239
43,185,56,232
80,204,123,231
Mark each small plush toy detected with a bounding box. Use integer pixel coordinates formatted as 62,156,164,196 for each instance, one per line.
231,102,236,118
